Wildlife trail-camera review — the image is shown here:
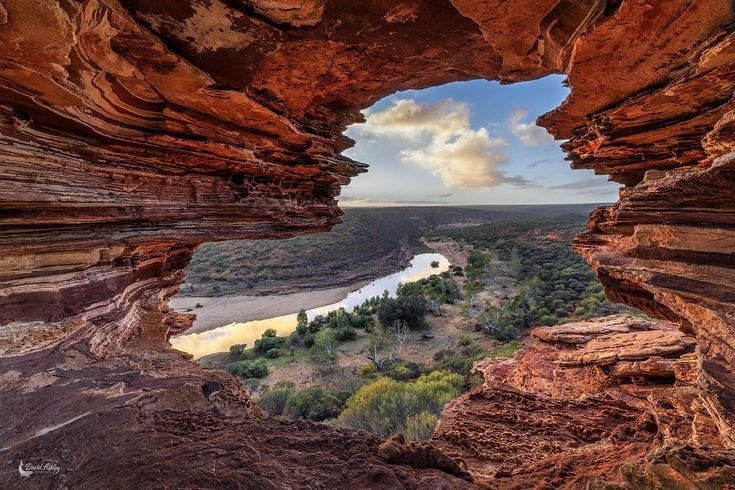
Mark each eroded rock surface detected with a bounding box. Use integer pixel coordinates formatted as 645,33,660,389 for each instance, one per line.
1,0,735,488
432,315,729,488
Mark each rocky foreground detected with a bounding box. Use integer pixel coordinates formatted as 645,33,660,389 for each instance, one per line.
432,314,734,488
2,0,735,487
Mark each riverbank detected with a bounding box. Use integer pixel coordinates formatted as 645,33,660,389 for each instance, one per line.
193,239,519,396
171,283,370,334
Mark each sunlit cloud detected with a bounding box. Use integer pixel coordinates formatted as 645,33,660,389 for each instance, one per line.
509,108,554,147
356,99,535,188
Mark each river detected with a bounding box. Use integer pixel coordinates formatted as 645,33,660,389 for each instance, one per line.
170,253,450,358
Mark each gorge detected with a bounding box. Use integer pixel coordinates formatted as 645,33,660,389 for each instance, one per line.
1,0,735,487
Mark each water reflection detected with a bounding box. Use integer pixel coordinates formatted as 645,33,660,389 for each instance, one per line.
171,253,450,358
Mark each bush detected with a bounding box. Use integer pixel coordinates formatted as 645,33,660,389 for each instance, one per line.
242,378,260,393
359,363,378,377
265,347,283,359
351,313,374,330
384,359,421,381
308,315,327,333
257,382,294,416
334,326,357,341
227,359,269,379
302,332,316,348
337,370,462,438
229,344,246,356
457,335,474,347
284,387,342,421
539,315,557,326
403,412,439,441
430,343,487,378
254,333,281,353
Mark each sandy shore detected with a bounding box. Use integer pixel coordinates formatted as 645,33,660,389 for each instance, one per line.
171,282,370,334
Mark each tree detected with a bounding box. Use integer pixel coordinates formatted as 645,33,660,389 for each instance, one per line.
313,328,337,363
430,260,440,268
367,332,394,371
394,320,409,356
284,387,341,421
463,280,482,307
378,295,428,330
296,309,308,335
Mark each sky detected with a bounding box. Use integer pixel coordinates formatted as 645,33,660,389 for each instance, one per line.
339,76,619,206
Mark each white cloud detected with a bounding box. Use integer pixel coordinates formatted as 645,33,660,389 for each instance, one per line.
509,108,553,147
357,99,533,188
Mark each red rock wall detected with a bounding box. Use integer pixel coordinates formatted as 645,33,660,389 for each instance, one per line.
1,0,735,487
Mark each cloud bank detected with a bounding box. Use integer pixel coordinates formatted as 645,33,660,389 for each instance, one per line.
358,99,534,188
509,108,554,147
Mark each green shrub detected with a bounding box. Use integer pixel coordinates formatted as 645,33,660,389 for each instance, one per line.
457,335,474,347
430,343,488,378
254,334,281,353
403,412,439,441
384,360,421,381
296,323,308,336
359,363,378,377
539,315,557,326
334,326,357,341
351,313,374,330
227,359,269,379
284,387,342,421
241,378,260,393
337,370,462,438
257,382,294,416
229,343,246,356
302,332,316,348
265,347,282,359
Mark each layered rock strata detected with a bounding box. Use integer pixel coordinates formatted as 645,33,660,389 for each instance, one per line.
1,0,735,487
432,315,732,488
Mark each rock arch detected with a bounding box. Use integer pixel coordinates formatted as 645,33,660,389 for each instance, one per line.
1,0,734,486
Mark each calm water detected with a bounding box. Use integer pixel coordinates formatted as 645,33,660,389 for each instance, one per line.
171,253,450,358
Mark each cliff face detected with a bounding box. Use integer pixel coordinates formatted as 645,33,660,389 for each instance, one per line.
1,0,735,487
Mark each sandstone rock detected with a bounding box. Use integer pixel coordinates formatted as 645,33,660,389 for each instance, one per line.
556,330,697,367
378,434,471,481
434,316,727,486
531,313,667,344
1,0,735,487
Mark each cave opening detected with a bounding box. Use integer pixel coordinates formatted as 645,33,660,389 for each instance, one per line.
170,75,624,356
165,77,701,473
2,0,734,487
